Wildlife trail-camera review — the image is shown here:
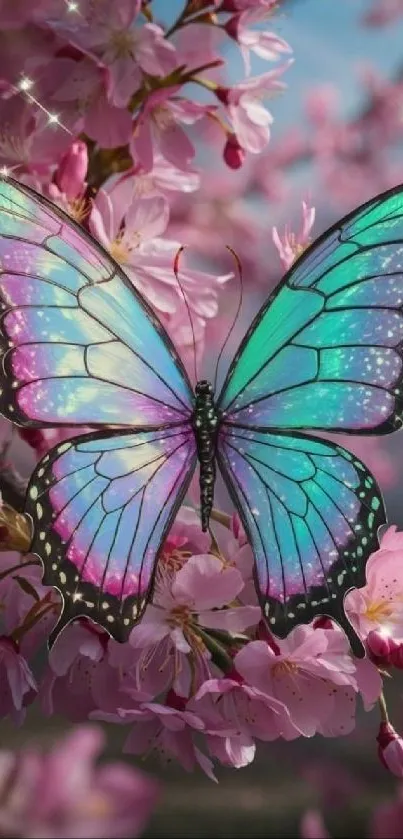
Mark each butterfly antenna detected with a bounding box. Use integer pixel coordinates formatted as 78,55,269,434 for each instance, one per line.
173,246,198,384
213,245,244,393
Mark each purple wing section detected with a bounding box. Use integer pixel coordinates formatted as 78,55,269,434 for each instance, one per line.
217,425,385,647
0,177,193,427
25,425,196,644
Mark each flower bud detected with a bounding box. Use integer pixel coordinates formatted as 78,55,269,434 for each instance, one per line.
377,722,403,777
367,629,403,669
224,14,241,41
55,140,88,201
367,628,392,659
215,86,231,106
223,134,245,169
313,616,334,630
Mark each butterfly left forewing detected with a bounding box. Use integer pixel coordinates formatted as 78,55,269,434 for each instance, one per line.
26,426,196,645
217,425,385,656
0,177,193,428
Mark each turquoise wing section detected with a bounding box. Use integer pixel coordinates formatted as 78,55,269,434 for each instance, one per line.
0,177,193,428
218,186,403,434
218,425,385,654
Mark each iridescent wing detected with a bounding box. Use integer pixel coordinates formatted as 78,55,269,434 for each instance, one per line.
218,426,384,655
0,177,193,428
0,177,196,642
26,426,196,644
217,186,403,650
218,186,403,433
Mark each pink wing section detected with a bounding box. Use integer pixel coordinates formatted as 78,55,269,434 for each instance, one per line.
25,426,196,645
0,177,193,427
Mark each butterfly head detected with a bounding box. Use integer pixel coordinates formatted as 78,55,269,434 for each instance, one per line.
195,379,213,397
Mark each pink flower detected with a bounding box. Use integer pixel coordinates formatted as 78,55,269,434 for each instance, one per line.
226,8,292,75
57,0,176,107
130,553,259,696
0,636,36,723
211,515,255,590
0,95,70,180
272,200,316,271
40,620,109,721
131,87,216,172
49,56,133,148
235,625,380,738
1,558,57,659
194,672,292,741
109,157,200,200
377,722,403,778
205,732,256,769
217,63,292,154
0,724,158,838
174,21,224,79
345,527,403,647
106,636,170,703
94,695,216,780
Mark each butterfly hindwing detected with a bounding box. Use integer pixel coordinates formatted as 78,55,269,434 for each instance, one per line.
218,426,385,654
218,185,403,434
26,426,197,644
0,177,193,428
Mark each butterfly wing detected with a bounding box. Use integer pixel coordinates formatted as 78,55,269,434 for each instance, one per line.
26,425,196,644
0,177,193,428
217,426,384,655
218,186,403,433
216,186,403,648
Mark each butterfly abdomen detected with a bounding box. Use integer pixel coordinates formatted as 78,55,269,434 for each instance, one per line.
193,380,218,532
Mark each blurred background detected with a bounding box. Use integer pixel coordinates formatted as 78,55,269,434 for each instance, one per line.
2,1,403,836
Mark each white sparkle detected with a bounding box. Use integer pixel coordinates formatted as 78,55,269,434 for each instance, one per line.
18,76,34,92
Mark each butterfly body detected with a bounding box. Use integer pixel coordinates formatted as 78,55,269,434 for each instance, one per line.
1,176,403,655
193,379,219,532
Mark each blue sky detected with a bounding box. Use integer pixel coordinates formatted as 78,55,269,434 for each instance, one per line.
155,0,403,131
272,0,403,129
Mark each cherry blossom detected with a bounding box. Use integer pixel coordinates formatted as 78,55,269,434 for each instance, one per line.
0,724,158,838
225,7,292,75
272,200,316,270
216,63,292,155
345,527,403,647
235,625,381,738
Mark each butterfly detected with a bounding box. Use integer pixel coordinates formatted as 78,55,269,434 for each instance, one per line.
0,177,401,656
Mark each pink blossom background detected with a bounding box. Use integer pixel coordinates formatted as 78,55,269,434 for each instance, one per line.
0,1,403,837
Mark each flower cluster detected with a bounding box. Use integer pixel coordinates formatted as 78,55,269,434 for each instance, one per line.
0,0,292,379
0,498,402,781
